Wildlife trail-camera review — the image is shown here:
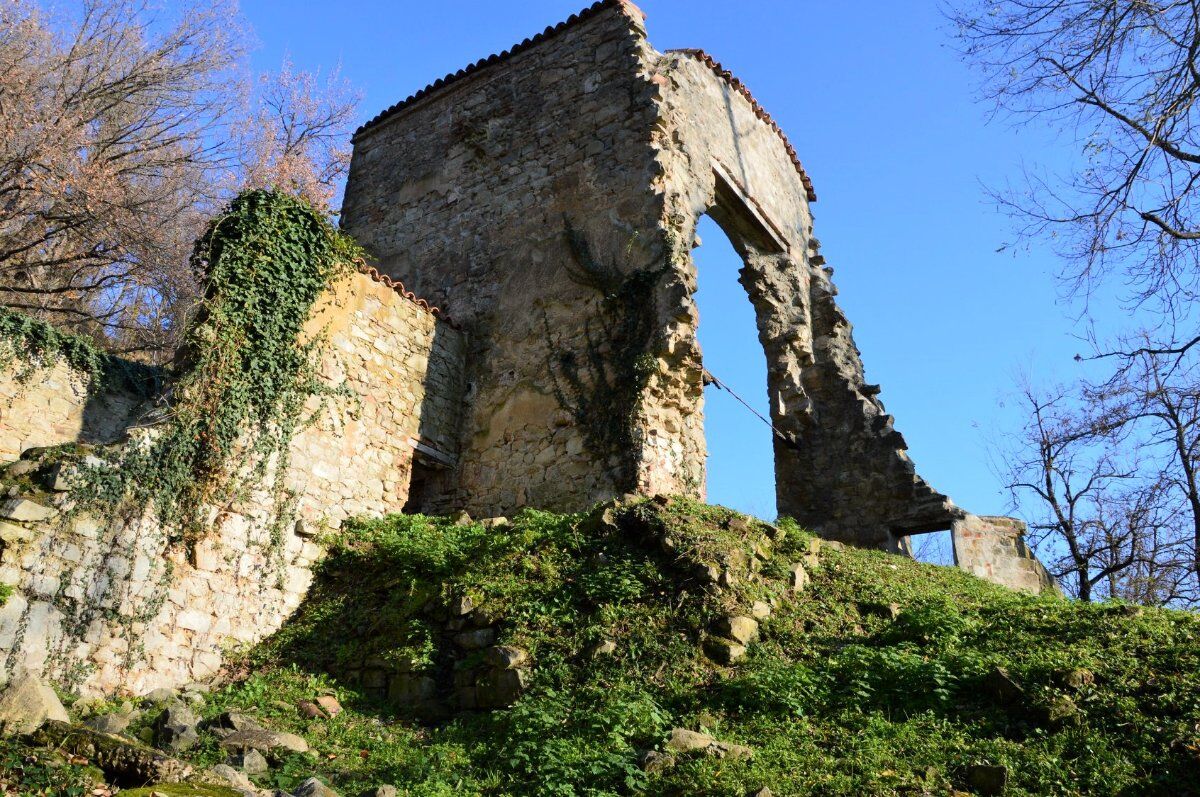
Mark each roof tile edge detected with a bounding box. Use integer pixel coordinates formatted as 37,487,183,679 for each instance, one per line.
667,48,817,203
352,0,645,142
354,262,459,329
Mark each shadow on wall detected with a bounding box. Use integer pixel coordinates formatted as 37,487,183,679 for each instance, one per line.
406,319,469,514
0,360,152,464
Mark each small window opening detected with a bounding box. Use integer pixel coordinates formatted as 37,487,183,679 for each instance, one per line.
905,530,957,566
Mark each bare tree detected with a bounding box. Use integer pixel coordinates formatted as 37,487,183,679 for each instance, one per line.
998,381,1195,602
0,0,244,355
239,57,361,214
1085,340,1200,577
948,0,1200,353
0,0,361,359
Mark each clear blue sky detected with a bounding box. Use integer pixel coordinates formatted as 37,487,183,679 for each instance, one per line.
240,0,1107,520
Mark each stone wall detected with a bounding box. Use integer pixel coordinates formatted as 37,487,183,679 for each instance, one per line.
951,514,1058,595
343,0,667,515
0,272,466,695
343,0,962,548
0,349,144,463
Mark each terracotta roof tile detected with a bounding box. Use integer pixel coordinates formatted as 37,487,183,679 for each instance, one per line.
355,262,458,328
354,0,643,141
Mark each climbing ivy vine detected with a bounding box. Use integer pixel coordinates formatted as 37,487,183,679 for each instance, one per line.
544,219,672,490
74,189,360,540
0,307,161,395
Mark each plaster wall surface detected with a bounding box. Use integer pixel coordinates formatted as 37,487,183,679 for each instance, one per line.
0,272,465,694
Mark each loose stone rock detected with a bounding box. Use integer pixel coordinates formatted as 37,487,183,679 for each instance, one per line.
484,645,529,669
702,637,747,665
86,711,136,735
294,776,340,797
587,640,618,659
154,702,201,753
315,695,342,717
219,727,309,756
751,601,772,619
375,786,399,797
0,497,58,523
229,747,269,776
789,563,809,591
210,763,256,791
296,700,324,719
714,615,759,645
0,673,69,735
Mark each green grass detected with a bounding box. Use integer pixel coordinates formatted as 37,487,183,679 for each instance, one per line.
11,498,1200,796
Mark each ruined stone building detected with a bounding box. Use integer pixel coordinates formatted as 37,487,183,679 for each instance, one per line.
0,1,1052,695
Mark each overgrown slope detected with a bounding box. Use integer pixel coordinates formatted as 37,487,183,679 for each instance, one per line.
12,498,1200,796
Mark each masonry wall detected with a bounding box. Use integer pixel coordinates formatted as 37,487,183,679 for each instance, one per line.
0,349,144,463
952,514,1058,595
647,50,966,548
342,1,667,516
0,273,466,695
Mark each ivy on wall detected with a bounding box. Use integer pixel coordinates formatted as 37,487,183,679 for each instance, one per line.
0,307,161,395
543,219,670,491
73,189,361,539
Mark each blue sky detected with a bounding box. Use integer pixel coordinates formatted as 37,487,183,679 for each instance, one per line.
239,0,1109,520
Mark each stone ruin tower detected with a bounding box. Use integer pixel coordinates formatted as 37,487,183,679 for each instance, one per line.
342,0,1052,581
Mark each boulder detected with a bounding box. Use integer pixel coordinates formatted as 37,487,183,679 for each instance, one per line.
0,672,69,735
294,777,340,797
154,701,201,752
375,787,399,797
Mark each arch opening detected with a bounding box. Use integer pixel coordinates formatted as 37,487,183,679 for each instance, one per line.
693,214,777,519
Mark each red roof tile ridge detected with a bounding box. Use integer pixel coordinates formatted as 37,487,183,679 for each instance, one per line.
667,48,816,203
353,0,644,141
354,261,459,329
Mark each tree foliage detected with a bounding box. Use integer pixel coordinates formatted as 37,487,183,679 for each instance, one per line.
0,0,360,359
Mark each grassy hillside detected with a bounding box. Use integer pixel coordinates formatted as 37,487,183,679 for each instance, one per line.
8,498,1200,796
